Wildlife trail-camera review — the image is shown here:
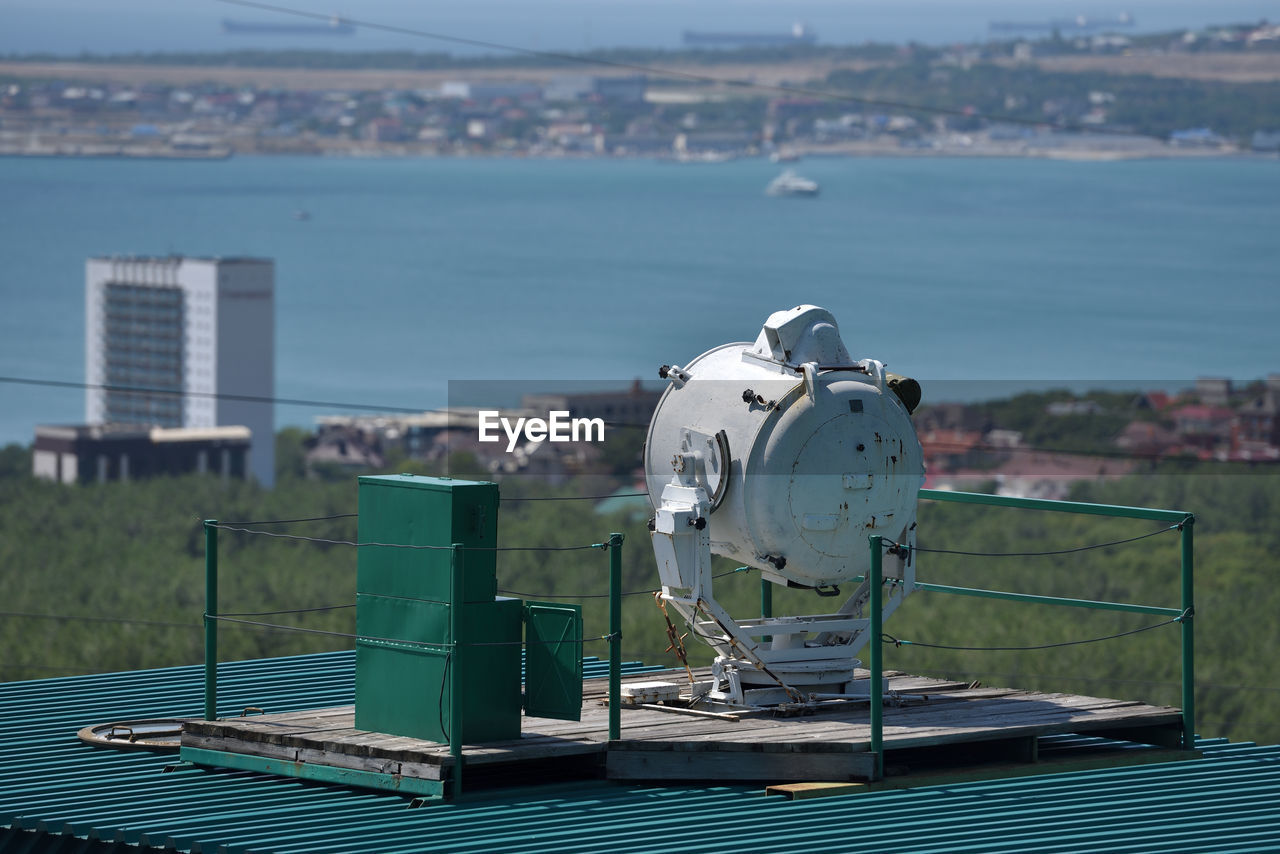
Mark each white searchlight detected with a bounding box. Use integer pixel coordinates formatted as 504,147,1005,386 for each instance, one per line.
645,305,925,706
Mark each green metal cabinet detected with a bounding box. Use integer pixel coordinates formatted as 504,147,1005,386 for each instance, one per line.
352,474,584,745
353,475,521,743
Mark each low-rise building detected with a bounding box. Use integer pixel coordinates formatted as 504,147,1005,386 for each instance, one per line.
32,424,251,484
1170,404,1236,450
1114,421,1180,457
1194,377,1233,407
521,381,660,427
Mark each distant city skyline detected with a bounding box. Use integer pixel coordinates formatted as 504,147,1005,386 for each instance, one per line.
4,1,1275,56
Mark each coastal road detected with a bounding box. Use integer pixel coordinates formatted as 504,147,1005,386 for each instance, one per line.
0,58,889,92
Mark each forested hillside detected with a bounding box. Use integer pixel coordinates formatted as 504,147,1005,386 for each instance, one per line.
1,443,1276,745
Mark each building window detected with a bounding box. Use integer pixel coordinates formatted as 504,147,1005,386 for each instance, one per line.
101,282,185,427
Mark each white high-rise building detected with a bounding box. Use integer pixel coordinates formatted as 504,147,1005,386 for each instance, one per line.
85,256,275,486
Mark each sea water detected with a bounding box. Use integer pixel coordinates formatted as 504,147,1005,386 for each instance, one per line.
1,154,1277,443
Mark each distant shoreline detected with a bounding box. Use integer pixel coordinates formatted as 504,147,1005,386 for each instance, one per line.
0,146,1263,163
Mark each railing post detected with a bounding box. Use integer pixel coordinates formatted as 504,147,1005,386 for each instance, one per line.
450,542,464,796
1180,516,1195,750
868,534,883,781
203,519,218,721
608,532,624,742
761,578,773,643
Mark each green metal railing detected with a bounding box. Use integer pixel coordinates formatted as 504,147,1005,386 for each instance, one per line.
202,490,1193,790
862,489,1195,779
204,519,218,722
607,533,624,743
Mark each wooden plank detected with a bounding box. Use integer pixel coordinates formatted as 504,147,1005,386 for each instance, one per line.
180,733,449,781
880,702,1182,734
182,680,1190,792
766,747,1202,798
766,781,872,799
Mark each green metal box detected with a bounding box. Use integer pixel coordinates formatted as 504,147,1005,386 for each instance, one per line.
354,596,522,743
354,475,520,744
356,475,498,604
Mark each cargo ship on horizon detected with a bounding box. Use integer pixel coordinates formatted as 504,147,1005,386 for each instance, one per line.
221,16,356,36
989,12,1134,34
683,22,816,48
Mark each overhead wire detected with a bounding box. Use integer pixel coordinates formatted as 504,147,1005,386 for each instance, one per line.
0,610,198,629
498,565,756,600
0,374,436,415
219,513,359,526
216,0,1153,138
0,374,654,430
220,604,354,616
503,492,648,501
207,613,612,647
912,669,1280,695
209,523,603,550
6,372,1273,465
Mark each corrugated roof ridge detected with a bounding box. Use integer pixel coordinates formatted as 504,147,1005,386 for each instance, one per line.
7,650,1280,854
0,650,356,690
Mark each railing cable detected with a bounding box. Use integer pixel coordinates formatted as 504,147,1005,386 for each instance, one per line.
882,609,1189,652
209,523,599,551
206,614,612,647
886,520,1185,558
498,566,755,600
220,513,358,526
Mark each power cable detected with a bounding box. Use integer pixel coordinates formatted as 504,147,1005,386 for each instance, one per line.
208,614,447,648
911,669,1280,696
0,374,655,431
217,0,1152,138
503,492,648,501
0,374,437,415
498,565,755,600
220,604,354,616
219,513,359,526
208,613,613,647
953,440,1280,464
8,372,1272,465
214,495,645,530
0,610,198,629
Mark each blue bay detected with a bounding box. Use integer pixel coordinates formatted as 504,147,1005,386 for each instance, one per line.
1,154,1277,444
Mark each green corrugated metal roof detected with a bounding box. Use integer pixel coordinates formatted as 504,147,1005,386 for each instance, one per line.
4,651,1280,854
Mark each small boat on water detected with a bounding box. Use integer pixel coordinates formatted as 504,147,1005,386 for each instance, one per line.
766,169,819,197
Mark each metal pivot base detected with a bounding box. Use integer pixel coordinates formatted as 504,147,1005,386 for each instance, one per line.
650,459,915,711
708,657,889,708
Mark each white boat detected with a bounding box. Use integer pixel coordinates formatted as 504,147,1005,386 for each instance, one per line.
766,169,819,197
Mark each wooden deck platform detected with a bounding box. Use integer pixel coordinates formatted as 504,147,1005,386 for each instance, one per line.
181,670,1188,793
